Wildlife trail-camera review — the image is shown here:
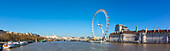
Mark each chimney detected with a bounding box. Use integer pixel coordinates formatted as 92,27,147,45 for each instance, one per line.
121,30,124,33
158,28,160,32
115,31,117,34
167,27,168,32
154,28,156,32
145,28,147,33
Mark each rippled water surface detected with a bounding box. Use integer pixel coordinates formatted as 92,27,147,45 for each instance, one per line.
1,41,170,51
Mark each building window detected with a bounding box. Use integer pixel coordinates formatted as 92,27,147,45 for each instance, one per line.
158,32,161,34
164,32,167,34
161,32,163,34
155,32,158,34
150,32,152,35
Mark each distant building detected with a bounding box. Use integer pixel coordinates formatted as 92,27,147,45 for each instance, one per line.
13,32,19,35
6,31,14,34
94,36,102,40
23,33,26,35
115,24,128,32
34,33,40,37
30,33,33,36
80,36,86,39
26,32,30,35
44,35,61,39
0,30,40,36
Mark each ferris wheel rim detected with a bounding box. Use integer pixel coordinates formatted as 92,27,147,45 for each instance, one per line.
91,9,109,38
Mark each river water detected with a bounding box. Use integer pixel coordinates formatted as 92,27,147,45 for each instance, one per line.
1,41,170,51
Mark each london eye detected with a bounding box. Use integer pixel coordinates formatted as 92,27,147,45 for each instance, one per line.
91,9,109,41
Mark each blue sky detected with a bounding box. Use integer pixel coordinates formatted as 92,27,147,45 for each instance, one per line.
0,0,170,37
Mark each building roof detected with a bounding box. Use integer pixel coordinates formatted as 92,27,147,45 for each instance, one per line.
110,29,170,36
116,24,124,26
123,27,128,28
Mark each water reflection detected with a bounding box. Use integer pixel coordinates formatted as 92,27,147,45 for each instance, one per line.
2,41,170,51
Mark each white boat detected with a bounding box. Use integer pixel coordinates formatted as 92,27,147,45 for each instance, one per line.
3,43,15,49
3,41,20,49
20,41,28,45
13,42,20,47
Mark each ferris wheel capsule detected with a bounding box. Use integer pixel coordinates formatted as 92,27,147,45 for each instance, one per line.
106,14,108,15
107,20,109,21
107,27,109,29
107,23,109,25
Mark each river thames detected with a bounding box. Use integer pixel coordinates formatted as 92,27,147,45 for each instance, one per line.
1,41,170,51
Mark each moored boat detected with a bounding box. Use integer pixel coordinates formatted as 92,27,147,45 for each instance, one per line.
13,42,20,47
3,43,15,49
28,40,34,43
3,41,20,49
20,41,28,45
